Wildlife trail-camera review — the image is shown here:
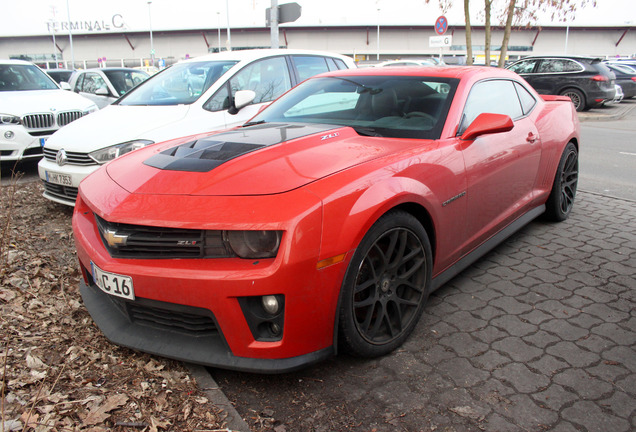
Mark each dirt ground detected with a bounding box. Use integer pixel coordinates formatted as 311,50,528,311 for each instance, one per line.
1,178,228,432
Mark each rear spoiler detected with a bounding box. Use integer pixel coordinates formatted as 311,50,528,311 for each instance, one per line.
541,95,572,102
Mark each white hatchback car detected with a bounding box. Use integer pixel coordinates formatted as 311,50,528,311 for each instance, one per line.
38,49,356,206
0,59,98,162
67,68,150,109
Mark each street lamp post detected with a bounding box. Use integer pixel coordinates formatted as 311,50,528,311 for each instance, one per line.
148,1,155,67
217,11,221,52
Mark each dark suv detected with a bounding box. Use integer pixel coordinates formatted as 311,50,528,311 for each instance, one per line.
506,56,616,111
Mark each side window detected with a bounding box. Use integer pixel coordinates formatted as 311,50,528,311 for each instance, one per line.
204,82,231,112
326,58,339,71
459,80,523,134
513,82,537,115
82,73,107,95
292,56,330,82
74,74,84,92
508,60,537,74
333,58,347,70
230,57,292,104
537,59,583,73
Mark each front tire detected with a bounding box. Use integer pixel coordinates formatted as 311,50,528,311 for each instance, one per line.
338,211,432,358
544,142,578,221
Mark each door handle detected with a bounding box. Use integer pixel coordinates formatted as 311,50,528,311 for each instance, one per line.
526,133,538,144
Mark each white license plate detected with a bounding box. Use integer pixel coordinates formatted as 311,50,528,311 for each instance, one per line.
91,262,135,300
45,171,73,187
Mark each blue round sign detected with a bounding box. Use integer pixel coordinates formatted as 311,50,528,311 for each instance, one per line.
435,16,448,36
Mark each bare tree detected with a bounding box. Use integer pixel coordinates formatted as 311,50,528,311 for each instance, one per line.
498,0,517,67
465,0,473,64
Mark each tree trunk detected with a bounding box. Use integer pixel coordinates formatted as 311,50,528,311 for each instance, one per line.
484,0,492,66
499,0,517,67
464,0,473,65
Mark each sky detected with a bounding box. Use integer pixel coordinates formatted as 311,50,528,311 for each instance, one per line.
1,0,634,37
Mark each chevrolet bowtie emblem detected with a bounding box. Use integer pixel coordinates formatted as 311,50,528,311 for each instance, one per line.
103,229,128,248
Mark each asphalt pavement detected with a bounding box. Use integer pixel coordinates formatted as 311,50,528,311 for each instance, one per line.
200,104,636,432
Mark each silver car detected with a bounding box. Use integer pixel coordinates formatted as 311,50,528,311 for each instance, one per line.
68,68,149,109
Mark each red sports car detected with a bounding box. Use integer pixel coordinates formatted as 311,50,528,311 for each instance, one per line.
73,66,579,373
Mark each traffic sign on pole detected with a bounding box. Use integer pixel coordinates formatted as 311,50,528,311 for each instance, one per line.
435,16,448,36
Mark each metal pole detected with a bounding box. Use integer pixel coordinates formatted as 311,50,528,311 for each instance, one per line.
217,12,221,52
564,25,569,54
148,1,155,67
226,0,232,51
66,0,74,69
376,8,380,61
271,0,279,49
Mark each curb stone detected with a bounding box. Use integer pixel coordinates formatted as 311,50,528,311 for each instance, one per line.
187,364,251,432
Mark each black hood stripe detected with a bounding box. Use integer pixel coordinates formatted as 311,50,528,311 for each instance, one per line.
144,123,338,172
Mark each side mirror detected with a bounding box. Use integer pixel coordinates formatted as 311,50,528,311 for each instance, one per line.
460,113,514,141
95,87,110,96
228,89,256,115
60,82,71,91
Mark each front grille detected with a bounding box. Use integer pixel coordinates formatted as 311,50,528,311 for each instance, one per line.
22,113,54,129
57,110,84,127
94,214,235,259
126,302,218,336
43,181,78,202
23,147,44,157
43,147,96,166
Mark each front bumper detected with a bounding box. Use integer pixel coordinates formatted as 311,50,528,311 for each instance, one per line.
72,172,351,372
80,279,334,373
38,157,100,206
0,126,49,161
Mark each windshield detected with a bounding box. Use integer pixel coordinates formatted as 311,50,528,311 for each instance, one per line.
0,64,59,91
118,60,238,106
248,75,459,139
103,70,150,97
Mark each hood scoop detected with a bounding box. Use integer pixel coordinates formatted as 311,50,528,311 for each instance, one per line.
143,123,335,173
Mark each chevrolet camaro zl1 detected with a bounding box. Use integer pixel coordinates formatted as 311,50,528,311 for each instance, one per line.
72,66,579,373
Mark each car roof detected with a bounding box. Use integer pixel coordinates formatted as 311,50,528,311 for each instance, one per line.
315,65,517,80
179,49,353,64
0,59,36,66
512,55,601,62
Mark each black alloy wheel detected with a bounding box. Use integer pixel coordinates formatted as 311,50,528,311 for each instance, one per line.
545,142,578,221
339,211,432,357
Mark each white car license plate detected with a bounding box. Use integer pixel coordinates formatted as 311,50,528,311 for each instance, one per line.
91,262,135,300
45,171,73,187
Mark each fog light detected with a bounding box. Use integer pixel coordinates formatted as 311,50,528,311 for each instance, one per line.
270,322,281,335
4,131,14,139
262,295,279,315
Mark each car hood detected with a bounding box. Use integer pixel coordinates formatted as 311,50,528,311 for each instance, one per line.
0,90,96,115
105,123,413,196
44,104,193,151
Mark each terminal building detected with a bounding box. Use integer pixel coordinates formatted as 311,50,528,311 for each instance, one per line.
1,1,634,69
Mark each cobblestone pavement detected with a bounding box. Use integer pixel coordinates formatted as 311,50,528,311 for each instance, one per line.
212,190,636,432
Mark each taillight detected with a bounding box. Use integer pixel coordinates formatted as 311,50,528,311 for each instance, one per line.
591,75,609,82
631,77,636,82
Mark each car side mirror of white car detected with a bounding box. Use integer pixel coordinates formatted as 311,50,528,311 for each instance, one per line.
95,88,110,96
228,90,256,115
60,82,71,91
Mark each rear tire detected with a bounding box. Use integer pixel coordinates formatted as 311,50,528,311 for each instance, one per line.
560,88,586,112
544,142,578,222
338,211,432,358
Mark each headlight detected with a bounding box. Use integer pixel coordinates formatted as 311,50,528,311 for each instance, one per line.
83,104,99,115
226,230,282,259
0,114,20,125
89,140,154,164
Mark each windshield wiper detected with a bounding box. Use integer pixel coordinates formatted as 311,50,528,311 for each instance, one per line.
243,120,266,127
352,126,384,137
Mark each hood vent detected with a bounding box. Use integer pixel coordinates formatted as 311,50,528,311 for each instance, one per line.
143,123,338,173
